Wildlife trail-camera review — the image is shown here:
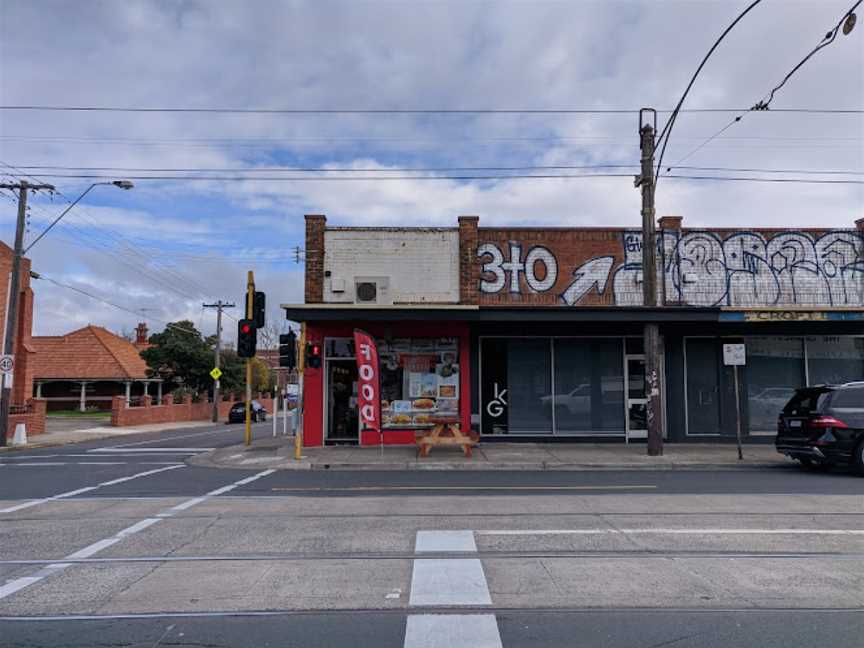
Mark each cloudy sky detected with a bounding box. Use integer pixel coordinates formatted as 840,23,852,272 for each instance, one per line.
1,0,862,339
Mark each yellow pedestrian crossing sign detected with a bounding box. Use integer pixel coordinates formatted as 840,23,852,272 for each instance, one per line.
210,367,222,380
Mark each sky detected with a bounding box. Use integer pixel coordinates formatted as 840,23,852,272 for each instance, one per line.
1,0,862,340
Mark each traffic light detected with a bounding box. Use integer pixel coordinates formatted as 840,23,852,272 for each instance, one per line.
237,319,257,358
305,341,322,369
279,330,297,369
253,291,266,328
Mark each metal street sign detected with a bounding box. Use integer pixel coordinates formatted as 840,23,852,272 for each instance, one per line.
723,343,746,366
0,355,14,374
209,367,222,380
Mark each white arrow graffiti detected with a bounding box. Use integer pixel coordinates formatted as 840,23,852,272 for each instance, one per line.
559,256,615,305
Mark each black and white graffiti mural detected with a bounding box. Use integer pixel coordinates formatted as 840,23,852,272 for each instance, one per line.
478,229,864,307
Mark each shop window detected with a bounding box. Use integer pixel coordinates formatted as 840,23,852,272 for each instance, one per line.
507,339,553,434
378,338,460,429
746,337,805,433
807,337,864,385
554,339,624,433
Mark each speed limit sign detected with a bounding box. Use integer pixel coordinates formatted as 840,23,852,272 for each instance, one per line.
0,355,14,374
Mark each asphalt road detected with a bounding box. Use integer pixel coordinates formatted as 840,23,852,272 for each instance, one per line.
2,422,863,647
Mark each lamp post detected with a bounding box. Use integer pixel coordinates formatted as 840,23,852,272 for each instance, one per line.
0,179,133,446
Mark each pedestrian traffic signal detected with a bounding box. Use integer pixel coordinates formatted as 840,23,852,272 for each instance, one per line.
305,341,322,369
253,291,266,328
279,330,297,369
237,319,257,358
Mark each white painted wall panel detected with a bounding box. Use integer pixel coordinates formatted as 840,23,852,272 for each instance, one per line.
324,230,459,303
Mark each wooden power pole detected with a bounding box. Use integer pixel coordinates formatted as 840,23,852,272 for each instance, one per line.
203,300,235,422
638,111,664,456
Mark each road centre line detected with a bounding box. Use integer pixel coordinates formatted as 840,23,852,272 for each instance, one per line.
477,528,864,536
0,469,276,602
0,464,185,514
271,485,658,492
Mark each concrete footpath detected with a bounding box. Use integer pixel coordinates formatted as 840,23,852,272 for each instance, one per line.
1,420,216,452
192,436,788,471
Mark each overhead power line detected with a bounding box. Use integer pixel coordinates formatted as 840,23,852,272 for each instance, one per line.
664,0,863,172
35,274,202,337
0,105,860,115
9,164,863,175
10,172,862,184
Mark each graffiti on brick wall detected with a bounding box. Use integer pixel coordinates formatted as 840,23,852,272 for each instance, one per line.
477,230,864,307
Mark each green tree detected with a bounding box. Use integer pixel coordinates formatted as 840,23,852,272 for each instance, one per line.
141,321,213,395
250,357,273,394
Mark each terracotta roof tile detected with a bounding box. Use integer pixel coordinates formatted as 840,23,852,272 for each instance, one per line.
31,325,150,380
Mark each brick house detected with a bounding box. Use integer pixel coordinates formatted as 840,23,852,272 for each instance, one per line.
31,325,163,412
0,242,47,438
283,214,864,447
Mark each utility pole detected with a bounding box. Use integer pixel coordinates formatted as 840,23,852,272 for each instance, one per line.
203,300,235,422
637,111,664,456
0,180,55,447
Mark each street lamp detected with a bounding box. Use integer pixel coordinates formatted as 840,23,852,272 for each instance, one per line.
24,180,134,254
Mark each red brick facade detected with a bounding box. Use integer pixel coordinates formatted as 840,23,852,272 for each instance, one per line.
304,214,326,303
111,393,275,427
458,216,479,304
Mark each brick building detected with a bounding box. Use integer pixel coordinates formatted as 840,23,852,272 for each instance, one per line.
283,214,864,447
0,241,37,407
31,325,162,412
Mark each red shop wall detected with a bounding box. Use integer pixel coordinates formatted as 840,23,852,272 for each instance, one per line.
301,321,471,447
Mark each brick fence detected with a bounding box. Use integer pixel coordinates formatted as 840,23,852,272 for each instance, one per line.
5,398,47,439
111,393,275,427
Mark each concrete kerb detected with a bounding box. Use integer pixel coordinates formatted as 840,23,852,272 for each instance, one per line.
189,440,792,472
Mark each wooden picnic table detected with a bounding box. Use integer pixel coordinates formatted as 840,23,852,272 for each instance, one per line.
414,418,479,458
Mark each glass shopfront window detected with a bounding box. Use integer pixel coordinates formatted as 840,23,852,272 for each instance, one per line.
746,337,805,433
480,337,626,435
807,337,864,385
554,339,625,433
325,337,460,432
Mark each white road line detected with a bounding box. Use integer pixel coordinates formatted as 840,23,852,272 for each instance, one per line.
98,465,185,487
477,528,864,536
406,529,500,647
0,469,276,602
103,427,233,449
404,614,503,648
89,448,212,454
0,464,184,514
409,559,492,606
415,530,478,553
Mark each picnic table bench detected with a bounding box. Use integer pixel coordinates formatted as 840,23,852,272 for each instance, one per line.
414,418,479,458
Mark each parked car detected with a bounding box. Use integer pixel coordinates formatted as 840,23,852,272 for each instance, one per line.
775,382,864,473
228,400,267,423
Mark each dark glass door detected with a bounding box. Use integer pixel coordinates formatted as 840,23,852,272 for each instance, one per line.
326,359,359,443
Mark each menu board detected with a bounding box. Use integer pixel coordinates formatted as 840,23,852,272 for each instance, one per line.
379,338,459,428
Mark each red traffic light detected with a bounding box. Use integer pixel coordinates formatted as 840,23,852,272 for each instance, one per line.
240,322,252,334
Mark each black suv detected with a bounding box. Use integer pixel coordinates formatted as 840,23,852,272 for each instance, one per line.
228,400,267,423
776,382,864,473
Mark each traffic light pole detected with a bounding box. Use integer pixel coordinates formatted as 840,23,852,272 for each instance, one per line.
295,323,305,461
244,271,255,446
203,300,235,422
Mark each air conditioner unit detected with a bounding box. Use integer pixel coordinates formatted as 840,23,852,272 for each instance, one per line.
354,276,392,305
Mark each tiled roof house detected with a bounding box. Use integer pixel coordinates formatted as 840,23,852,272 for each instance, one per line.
31,325,162,411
